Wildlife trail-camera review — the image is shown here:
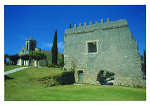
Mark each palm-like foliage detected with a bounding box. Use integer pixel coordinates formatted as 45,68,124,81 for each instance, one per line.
20,54,30,60
29,51,46,67
8,54,19,65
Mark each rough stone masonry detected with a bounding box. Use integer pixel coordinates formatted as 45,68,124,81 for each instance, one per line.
64,18,145,87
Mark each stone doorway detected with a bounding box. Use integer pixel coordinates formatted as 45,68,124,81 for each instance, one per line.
78,70,83,83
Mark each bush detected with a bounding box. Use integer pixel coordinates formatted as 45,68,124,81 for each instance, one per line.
97,70,106,85
97,70,115,85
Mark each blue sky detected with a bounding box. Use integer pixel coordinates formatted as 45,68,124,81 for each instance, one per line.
4,5,146,55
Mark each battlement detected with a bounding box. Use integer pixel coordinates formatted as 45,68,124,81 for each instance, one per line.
65,19,128,35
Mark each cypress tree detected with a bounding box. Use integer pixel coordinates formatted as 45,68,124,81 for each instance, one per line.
52,30,58,65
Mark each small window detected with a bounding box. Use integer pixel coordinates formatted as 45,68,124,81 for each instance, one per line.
88,41,97,53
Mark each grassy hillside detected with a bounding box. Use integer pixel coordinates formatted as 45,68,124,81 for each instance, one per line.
5,67,146,101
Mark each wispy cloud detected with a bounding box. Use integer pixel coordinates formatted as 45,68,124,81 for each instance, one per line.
40,41,64,51
49,43,53,48
58,41,64,51
40,42,52,50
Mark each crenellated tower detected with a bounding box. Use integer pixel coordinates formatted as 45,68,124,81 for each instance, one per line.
64,18,145,88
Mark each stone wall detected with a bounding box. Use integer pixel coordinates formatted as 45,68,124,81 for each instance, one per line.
64,19,145,87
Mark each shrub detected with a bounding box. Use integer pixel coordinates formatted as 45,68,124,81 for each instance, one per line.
97,70,106,85
4,75,14,80
97,70,115,85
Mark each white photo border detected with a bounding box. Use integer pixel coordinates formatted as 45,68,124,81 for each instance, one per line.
0,0,149,105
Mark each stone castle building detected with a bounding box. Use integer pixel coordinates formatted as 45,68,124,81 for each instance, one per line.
64,18,145,87
17,36,63,67
17,36,42,66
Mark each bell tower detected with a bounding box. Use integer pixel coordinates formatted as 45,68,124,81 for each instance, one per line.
26,36,36,51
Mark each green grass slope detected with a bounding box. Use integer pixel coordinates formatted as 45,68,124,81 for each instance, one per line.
5,67,146,101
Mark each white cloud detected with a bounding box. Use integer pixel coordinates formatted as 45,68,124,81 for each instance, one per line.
40,42,52,49
49,43,53,48
58,41,64,50
40,41,64,51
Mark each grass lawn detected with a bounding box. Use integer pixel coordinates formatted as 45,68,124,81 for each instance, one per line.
4,65,23,71
5,67,146,101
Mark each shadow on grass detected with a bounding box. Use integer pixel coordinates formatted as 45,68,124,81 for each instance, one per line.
4,75,14,80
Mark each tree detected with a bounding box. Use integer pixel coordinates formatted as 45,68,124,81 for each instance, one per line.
52,30,58,65
20,54,30,66
4,54,9,65
21,54,29,60
142,50,146,79
58,53,64,67
29,51,46,67
8,54,19,65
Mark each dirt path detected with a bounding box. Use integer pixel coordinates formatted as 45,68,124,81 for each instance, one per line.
4,67,28,75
